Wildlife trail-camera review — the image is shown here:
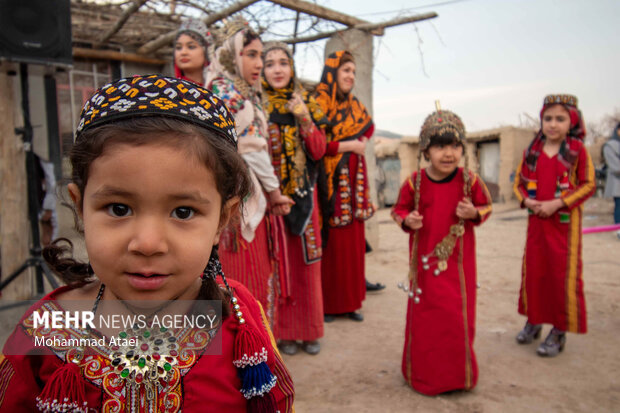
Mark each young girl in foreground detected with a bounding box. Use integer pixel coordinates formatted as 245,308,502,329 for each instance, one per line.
513,94,595,357
391,107,492,395
0,75,294,412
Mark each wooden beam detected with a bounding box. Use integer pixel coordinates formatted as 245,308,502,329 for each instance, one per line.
98,0,149,46
267,0,374,28
283,12,438,44
137,0,260,56
73,47,168,65
353,12,437,31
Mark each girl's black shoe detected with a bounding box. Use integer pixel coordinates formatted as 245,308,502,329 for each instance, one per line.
536,328,566,357
516,321,542,344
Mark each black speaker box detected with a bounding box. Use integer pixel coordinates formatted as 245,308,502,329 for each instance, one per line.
0,0,72,66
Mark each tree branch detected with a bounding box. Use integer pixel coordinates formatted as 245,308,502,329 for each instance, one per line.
98,0,149,46
283,12,438,44
137,0,260,55
267,0,380,33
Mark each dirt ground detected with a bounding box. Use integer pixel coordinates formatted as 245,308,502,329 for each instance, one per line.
281,199,620,413
50,196,620,412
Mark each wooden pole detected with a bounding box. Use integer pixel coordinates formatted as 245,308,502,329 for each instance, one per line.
137,0,260,56
284,12,438,44
0,67,31,300
73,47,168,65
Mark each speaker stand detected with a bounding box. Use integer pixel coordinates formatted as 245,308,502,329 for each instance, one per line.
0,63,59,311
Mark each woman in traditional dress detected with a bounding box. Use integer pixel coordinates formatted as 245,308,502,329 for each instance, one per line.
261,42,328,355
174,19,210,85
314,51,375,322
206,21,293,327
513,94,595,356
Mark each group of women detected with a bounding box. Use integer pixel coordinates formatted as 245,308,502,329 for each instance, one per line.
173,19,375,355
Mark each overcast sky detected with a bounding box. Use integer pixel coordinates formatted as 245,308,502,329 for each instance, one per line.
286,0,619,137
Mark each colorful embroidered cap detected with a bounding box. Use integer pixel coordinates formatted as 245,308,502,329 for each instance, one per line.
76,74,238,148
543,94,577,107
540,93,585,141
419,109,466,151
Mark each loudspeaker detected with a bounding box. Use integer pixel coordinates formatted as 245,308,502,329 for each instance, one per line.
0,0,72,66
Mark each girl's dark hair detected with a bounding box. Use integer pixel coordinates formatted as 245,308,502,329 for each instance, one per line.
427,131,462,148
44,117,252,306
242,28,261,47
423,132,464,160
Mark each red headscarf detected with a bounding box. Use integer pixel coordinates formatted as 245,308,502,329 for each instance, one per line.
521,94,586,183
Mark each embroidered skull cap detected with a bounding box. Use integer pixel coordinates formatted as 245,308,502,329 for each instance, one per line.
419,109,466,151
75,74,238,148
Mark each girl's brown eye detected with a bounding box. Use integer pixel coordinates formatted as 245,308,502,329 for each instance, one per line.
172,207,195,220
107,203,131,217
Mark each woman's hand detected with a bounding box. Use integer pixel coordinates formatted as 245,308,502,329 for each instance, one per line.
268,189,295,216
338,138,367,155
286,93,310,120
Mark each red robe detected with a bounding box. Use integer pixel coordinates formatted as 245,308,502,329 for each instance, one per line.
0,280,294,412
220,216,287,330
513,146,595,333
269,122,326,342
392,168,492,395
320,125,374,315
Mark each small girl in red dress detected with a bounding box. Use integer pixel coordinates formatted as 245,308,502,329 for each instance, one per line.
0,75,294,412
513,94,595,357
392,106,492,395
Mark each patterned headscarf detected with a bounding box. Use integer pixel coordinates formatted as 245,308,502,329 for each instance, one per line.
206,25,268,145
314,50,374,229
261,42,328,235
521,94,586,182
76,74,237,147
314,50,372,144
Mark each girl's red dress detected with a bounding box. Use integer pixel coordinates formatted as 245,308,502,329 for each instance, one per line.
392,168,492,395
514,146,595,333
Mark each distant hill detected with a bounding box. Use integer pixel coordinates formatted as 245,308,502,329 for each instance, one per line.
375,129,403,139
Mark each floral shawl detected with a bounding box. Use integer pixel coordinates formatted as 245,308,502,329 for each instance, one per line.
206,28,270,242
